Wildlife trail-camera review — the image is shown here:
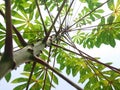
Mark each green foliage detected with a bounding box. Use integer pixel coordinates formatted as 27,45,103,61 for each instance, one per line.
11,62,58,90
107,0,114,10
75,6,104,26
0,0,120,90
56,48,120,90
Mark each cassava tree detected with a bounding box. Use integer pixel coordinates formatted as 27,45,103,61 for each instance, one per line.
0,0,120,90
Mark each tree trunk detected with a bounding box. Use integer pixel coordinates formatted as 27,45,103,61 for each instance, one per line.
0,41,45,79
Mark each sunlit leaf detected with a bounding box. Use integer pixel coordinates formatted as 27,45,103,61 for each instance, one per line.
11,77,28,83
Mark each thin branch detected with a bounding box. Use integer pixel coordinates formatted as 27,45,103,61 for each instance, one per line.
52,43,120,74
50,42,59,89
70,0,81,23
55,0,62,30
42,47,52,90
42,0,67,43
68,21,120,32
12,26,27,46
44,1,57,33
56,0,74,36
35,0,47,36
26,62,36,90
33,55,83,90
85,60,110,82
62,33,111,84
69,0,110,28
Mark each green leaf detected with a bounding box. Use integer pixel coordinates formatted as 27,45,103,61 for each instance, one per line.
107,0,114,10
108,33,116,47
113,81,120,90
100,17,105,24
24,63,32,72
50,4,55,11
90,14,95,21
12,19,25,25
35,11,39,19
30,83,41,90
107,15,115,24
52,74,58,85
12,11,25,20
96,9,104,13
79,72,93,83
11,77,28,83
84,80,91,90
93,13,101,18
29,12,34,20
13,83,27,90
66,66,71,75
72,66,79,77
0,23,5,30
5,72,11,82
86,0,94,10
0,39,5,48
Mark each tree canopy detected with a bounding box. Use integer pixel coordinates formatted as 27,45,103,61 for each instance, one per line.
0,0,120,90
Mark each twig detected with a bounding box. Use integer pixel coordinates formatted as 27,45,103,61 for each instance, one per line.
44,1,57,33
42,0,67,43
26,62,36,90
69,0,110,28
42,47,52,90
56,0,74,36
35,0,47,36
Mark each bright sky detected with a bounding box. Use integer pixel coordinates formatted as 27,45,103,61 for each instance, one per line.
0,0,120,90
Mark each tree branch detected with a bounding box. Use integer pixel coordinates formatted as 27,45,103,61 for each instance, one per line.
0,41,45,79
4,0,13,59
52,43,120,74
56,0,74,36
35,0,47,36
42,0,67,43
33,55,83,90
26,62,36,90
